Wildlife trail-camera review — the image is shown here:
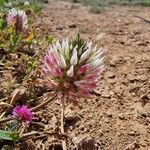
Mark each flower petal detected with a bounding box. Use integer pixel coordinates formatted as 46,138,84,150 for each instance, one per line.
70,46,78,66
67,65,74,77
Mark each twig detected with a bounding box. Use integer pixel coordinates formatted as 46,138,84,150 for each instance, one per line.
0,112,6,119
31,122,46,128
0,102,12,107
0,63,15,70
60,102,67,150
133,15,150,24
31,93,57,112
0,56,5,62
0,117,13,124
138,91,149,101
0,97,7,102
44,131,68,139
20,131,40,138
19,123,26,137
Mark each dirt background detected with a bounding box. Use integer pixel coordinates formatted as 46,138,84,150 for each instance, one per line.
33,0,150,149
1,0,150,149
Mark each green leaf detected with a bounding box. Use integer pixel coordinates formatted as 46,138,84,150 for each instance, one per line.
0,130,12,140
0,130,20,142
9,132,19,142
0,18,7,30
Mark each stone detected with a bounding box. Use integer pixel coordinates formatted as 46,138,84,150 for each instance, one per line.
56,26,63,30
96,33,106,41
101,90,111,98
73,135,95,150
134,102,150,117
107,71,115,78
125,142,140,150
118,113,125,120
103,117,110,123
128,131,138,136
68,23,77,28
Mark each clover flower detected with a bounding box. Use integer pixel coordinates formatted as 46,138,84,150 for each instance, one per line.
12,105,32,123
42,35,104,103
7,8,28,32
24,1,30,5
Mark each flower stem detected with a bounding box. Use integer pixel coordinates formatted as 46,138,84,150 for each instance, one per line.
61,102,67,150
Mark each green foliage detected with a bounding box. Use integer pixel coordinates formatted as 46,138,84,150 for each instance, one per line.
71,0,80,3
45,35,56,44
79,27,86,34
0,130,12,140
39,0,49,3
89,5,104,14
26,56,38,73
70,0,150,7
10,30,22,53
0,0,4,6
0,130,19,142
29,0,42,12
0,0,47,13
107,0,150,6
9,132,19,142
0,26,22,53
0,18,7,30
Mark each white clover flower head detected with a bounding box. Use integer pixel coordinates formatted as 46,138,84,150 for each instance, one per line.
7,8,28,31
42,35,104,104
24,1,30,6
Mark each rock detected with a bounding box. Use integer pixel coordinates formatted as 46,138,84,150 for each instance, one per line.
140,139,148,147
96,33,106,41
137,41,149,46
106,111,113,118
120,40,125,45
128,128,140,136
117,132,121,136
109,60,117,67
68,23,77,28
101,91,111,98
125,142,140,150
65,106,80,126
134,102,150,117
56,26,63,30
118,113,125,120
103,117,110,123
107,71,115,78
47,115,57,129
128,131,136,136
73,135,95,150
98,129,103,136
128,75,147,83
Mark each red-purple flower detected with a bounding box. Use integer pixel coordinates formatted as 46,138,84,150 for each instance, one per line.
42,35,104,103
12,105,32,123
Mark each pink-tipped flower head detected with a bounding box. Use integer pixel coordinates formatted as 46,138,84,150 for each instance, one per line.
12,105,32,123
7,8,28,32
42,34,104,103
